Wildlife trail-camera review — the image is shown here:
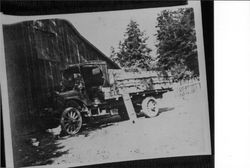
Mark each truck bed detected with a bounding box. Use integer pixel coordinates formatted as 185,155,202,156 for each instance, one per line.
102,69,173,100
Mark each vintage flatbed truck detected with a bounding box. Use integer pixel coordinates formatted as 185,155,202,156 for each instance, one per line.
53,60,173,135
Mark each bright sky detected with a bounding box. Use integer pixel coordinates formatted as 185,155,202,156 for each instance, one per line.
2,0,204,60
1,6,184,57
68,8,161,57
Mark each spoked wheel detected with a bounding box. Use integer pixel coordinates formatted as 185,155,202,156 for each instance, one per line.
61,107,82,135
141,97,159,118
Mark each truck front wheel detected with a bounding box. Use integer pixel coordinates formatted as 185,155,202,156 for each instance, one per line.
141,97,159,118
61,107,83,135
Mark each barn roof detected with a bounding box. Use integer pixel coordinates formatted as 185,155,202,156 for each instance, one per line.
7,18,120,69
58,19,120,69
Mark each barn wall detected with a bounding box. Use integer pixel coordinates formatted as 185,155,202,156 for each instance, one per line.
3,19,119,133
3,24,33,136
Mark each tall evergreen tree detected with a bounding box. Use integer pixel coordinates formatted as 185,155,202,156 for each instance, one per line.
155,8,199,77
110,20,153,70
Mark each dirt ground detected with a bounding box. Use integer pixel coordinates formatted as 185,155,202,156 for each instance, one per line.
14,90,211,167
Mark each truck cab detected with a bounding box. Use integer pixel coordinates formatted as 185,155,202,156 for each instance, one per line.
58,61,109,106
54,61,114,135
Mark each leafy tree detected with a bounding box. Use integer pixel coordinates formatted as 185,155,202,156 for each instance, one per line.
110,20,153,70
155,8,199,77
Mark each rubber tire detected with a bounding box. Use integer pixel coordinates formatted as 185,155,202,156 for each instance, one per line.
141,97,159,118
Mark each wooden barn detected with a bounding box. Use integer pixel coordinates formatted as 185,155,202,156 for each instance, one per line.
3,19,120,133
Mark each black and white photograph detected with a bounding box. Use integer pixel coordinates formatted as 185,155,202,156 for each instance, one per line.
1,1,211,167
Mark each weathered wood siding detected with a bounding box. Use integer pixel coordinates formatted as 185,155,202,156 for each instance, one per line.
3,19,119,132
103,70,173,99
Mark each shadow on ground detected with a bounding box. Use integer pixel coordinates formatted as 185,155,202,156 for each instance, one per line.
78,123,117,138
67,107,175,139
74,115,122,138
159,107,175,113
14,107,175,167
14,131,69,167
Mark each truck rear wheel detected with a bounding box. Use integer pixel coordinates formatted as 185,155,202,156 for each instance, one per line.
141,97,159,118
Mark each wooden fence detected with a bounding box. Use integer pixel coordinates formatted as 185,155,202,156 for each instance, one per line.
172,77,201,98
